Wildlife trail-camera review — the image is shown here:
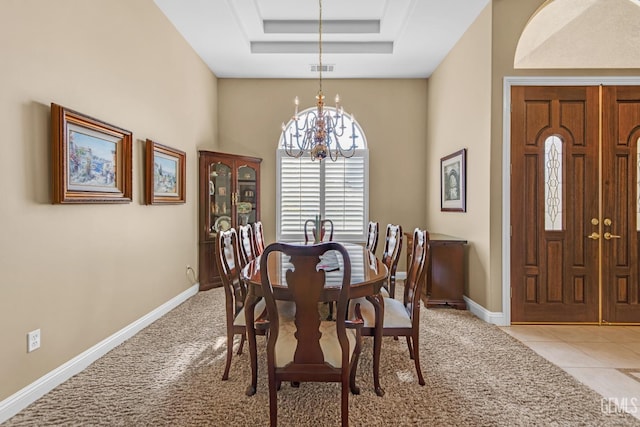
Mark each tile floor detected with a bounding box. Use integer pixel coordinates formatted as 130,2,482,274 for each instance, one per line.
499,324,640,420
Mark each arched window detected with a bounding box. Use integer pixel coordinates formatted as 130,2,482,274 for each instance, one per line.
277,106,369,242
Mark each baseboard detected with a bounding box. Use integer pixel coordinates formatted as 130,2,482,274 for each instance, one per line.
464,296,509,326
0,284,199,424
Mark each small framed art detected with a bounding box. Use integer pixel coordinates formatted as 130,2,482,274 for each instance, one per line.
51,103,132,204
440,148,466,212
144,139,186,205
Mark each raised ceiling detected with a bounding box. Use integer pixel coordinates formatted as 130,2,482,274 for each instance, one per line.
153,0,490,79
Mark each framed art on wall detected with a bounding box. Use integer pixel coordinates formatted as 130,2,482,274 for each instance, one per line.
440,148,466,212
144,139,186,205
51,103,132,204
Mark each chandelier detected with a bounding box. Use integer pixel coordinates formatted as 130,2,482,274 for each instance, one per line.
281,0,358,161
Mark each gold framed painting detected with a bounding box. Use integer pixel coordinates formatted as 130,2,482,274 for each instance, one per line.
144,139,186,205
51,103,132,204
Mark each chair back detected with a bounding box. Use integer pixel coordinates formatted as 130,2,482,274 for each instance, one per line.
381,224,403,299
252,221,266,256
365,221,379,254
238,224,257,267
260,241,362,426
260,242,352,369
404,228,429,324
217,228,245,318
304,218,334,243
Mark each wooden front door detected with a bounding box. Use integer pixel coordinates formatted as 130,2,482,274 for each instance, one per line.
511,85,640,324
601,86,640,323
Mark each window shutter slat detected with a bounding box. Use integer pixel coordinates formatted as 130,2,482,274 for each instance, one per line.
277,150,368,242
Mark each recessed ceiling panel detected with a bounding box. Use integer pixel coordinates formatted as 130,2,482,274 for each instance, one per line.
153,0,491,78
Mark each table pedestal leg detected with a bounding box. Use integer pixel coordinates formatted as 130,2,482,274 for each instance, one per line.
245,293,259,396
366,294,385,397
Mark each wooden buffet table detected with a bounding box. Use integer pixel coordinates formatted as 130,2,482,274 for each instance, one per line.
405,232,468,309
242,243,390,397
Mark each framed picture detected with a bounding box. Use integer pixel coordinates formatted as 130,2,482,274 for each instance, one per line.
144,139,186,205
51,103,132,204
440,148,466,212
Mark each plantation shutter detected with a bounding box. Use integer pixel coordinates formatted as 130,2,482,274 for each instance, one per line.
324,154,367,241
278,154,321,241
277,150,368,242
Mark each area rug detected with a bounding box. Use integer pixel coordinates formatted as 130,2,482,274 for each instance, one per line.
5,287,638,426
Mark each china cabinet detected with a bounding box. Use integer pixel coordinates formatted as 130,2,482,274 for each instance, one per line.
199,150,261,290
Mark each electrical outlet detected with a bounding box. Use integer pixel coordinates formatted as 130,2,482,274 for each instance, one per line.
27,329,41,352
186,265,197,285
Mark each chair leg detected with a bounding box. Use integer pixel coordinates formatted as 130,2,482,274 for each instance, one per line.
341,380,349,427
327,302,334,320
349,339,361,395
237,333,246,355
222,330,234,380
268,377,278,427
412,331,425,386
405,335,415,360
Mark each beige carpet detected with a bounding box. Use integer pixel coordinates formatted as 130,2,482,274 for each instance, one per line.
5,287,639,426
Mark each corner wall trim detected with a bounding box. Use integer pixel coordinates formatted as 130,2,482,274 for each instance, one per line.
0,284,200,424
464,296,508,326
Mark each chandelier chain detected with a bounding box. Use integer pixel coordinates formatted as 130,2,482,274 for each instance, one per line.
318,0,322,93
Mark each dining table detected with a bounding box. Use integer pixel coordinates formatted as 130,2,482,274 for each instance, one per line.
241,242,389,397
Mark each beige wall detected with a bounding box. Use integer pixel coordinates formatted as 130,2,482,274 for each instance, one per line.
218,78,428,264
0,0,218,401
427,4,493,307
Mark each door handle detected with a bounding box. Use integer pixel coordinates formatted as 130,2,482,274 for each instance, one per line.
604,232,621,240
587,232,600,240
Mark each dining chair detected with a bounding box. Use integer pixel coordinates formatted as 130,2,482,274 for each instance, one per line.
217,228,266,381
380,224,403,299
258,241,364,427
350,227,429,386
252,221,265,256
304,218,334,243
237,224,257,267
303,218,336,318
365,221,379,254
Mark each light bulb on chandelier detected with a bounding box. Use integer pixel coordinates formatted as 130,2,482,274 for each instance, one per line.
280,0,358,161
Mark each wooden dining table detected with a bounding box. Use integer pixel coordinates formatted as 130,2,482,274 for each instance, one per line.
241,242,389,397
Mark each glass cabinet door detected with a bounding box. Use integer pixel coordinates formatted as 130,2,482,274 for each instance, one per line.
209,162,233,235
236,164,257,226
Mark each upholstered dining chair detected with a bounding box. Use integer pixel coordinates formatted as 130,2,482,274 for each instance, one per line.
258,242,364,427
304,218,334,243
217,228,266,381
237,224,257,267
380,224,403,299
365,221,379,254
252,221,265,256
350,228,429,386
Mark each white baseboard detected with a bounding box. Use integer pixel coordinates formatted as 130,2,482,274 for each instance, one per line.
0,284,199,424
464,296,509,326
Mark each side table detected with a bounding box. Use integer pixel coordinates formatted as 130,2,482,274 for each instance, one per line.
405,232,467,309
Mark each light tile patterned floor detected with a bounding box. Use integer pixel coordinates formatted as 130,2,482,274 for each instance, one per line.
500,325,640,420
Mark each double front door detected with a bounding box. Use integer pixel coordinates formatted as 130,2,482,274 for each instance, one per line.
511,85,640,324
